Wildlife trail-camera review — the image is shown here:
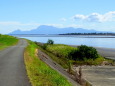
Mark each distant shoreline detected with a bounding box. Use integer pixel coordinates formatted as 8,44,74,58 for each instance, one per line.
10,34,115,38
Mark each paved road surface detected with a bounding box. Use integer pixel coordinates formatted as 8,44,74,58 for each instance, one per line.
82,66,115,86
0,39,31,86
82,47,115,86
38,50,80,86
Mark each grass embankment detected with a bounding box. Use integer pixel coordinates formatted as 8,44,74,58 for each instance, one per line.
0,34,18,50
24,41,72,86
39,44,113,68
38,44,77,68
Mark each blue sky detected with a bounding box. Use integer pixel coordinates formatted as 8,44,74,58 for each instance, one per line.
0,0,115,34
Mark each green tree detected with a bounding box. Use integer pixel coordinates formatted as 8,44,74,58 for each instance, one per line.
47,39,54,45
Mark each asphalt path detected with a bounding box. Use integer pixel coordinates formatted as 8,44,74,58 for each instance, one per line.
0,39,31,86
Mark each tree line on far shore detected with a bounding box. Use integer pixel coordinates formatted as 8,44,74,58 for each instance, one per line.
59,32,115,35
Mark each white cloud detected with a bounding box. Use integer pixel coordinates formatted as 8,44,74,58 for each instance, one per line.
87,13,102,22
72,11,115,22
72,15,86,20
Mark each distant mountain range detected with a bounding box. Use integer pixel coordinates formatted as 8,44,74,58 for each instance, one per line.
9,25,109,34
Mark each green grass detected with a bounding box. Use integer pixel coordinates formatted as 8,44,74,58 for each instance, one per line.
38,46,69,68
46,44,77,59
0,34,18,50
72,56,107,65
35,43,114,86
39,44,114,66
24,41,72,86
40,44,78,69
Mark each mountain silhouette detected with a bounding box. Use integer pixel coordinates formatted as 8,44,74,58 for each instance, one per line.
10,25,102,34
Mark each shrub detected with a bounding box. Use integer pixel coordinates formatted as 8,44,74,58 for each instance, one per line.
42,44,48,50
40,43,99,62
47,39,54,45
75,45,99,60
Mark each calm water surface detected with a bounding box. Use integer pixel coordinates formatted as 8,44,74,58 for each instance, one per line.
19,35,115,48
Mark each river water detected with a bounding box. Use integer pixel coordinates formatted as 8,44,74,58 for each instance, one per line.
18,35,115,48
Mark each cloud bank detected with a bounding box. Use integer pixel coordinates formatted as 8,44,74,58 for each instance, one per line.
72,11,115,22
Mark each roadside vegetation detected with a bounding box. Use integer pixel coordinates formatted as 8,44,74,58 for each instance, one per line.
0,34,18,50
36,40,113,86
36,40,114,68
24,40,72,86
